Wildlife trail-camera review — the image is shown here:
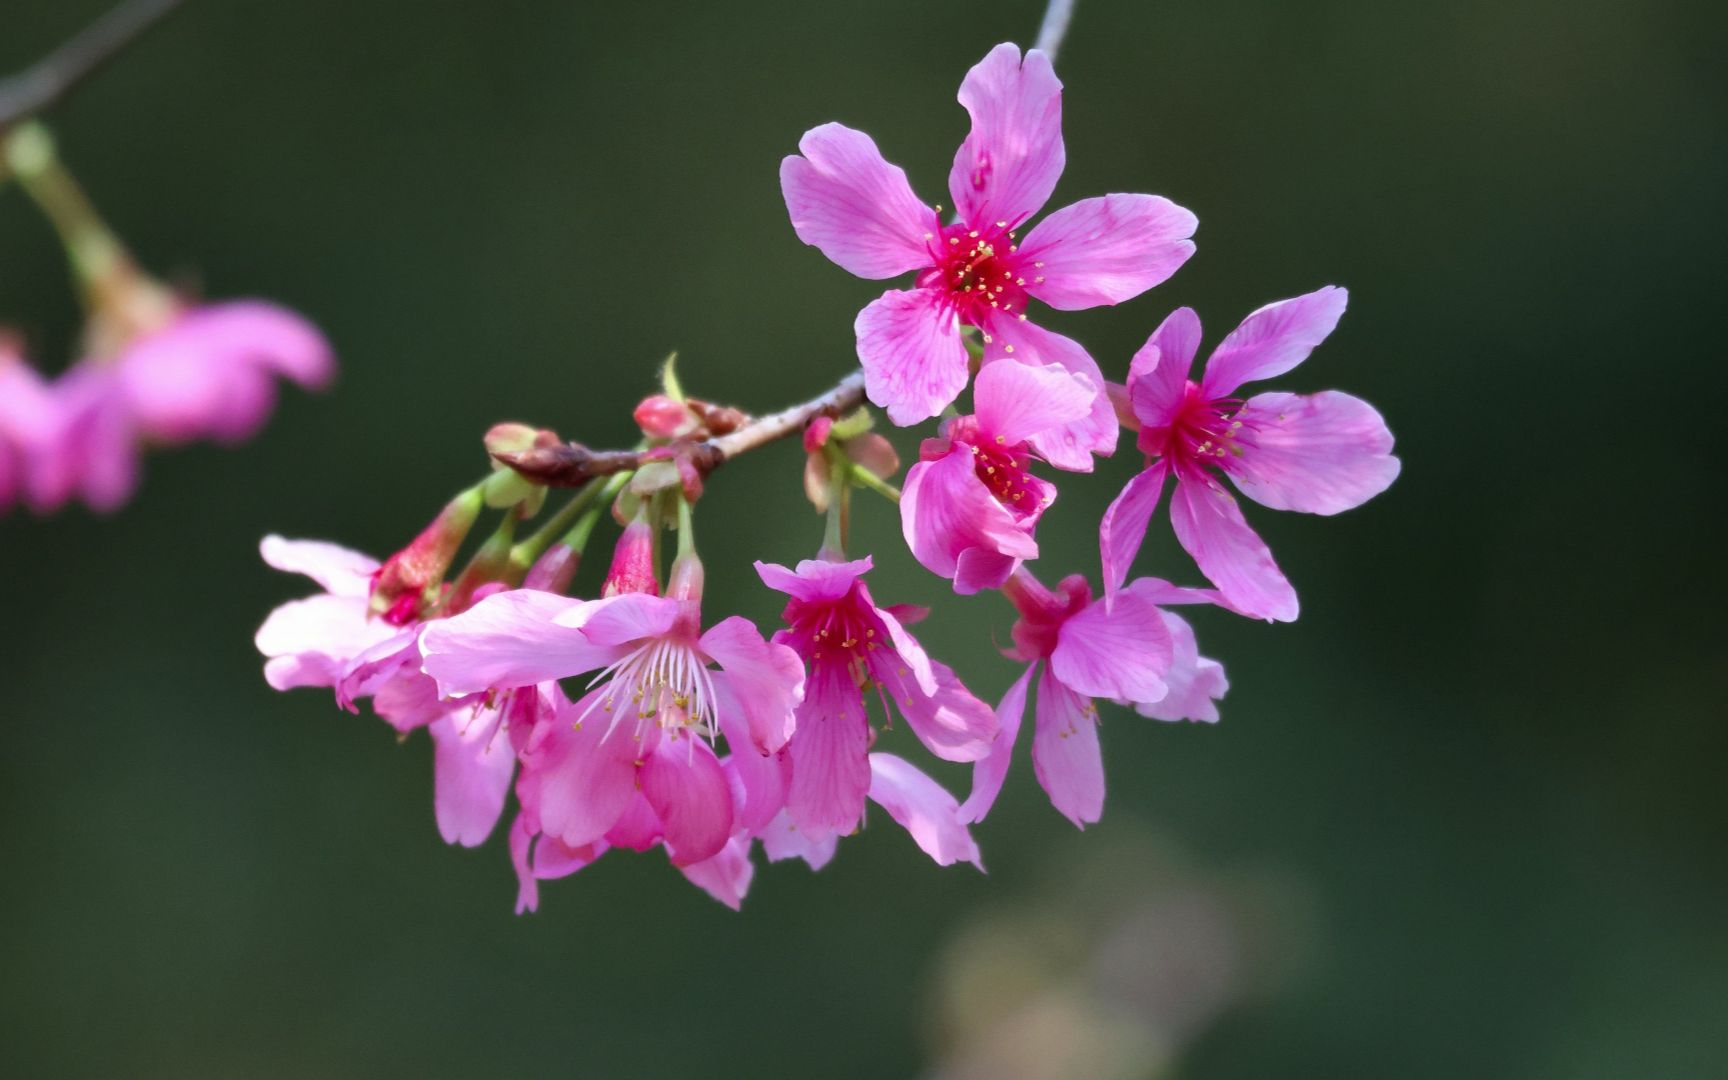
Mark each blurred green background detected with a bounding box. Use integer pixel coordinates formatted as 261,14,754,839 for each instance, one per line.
3,0,1724,1076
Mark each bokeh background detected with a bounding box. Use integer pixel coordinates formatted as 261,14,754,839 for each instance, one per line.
3,0,1724,1075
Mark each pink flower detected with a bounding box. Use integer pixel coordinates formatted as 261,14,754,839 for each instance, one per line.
0,345,63,514
961,571,1226,828
901,360,1095,593
34,300,332,512
420,572,805,872
1099,287,1400,621
781,42,1196,467
255,535,527,847
754,556,995,854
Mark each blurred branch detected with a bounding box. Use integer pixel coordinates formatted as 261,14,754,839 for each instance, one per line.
1035,0,1078,62
496,371,868,489
0,0,188,131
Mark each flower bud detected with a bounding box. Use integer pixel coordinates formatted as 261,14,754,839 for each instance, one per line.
602,513,658,597
370,487,484,621
634,394,698,440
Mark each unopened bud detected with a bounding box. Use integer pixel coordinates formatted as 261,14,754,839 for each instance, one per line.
370,487,484,620
602,514,658,597
667,551,704,603
803,415,834,454
634,394,698,440
523,543,580,593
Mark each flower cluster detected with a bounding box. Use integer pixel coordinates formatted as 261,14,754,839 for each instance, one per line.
1,123,331,516
256,41,1397,910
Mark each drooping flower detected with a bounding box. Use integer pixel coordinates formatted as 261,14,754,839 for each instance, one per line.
34,299,333,513
420,555,805,874
0,343,62,515
754,556,994,856
1099,287,1400,621
781,42,1196,467
961,571,1226,829
901,359,1095,593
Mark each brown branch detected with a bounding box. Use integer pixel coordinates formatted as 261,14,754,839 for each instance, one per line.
496,369,869,489
0,0,189,131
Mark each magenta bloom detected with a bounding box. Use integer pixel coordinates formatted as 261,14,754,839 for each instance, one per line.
35,300,332,512
255,536,525,847
781,42,1196,467
421,586,805,871
754,557,994,853
1100,287,1400,621
901,359,1095,593
961,572,1226,828
0,346,62,514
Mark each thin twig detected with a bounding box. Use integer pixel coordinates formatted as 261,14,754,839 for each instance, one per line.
1034,0,1078,62
0,0,189,131
496,371,868,488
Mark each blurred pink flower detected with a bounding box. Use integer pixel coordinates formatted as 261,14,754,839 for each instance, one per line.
901,360,1094,593
782,42,1196,466
962,571,1226,828
1101,287,1400,620
755,556,994,857
0,344,63,514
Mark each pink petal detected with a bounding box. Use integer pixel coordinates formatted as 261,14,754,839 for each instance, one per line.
1017,194,1197,310
1169,476,1298,622
605,792,664,851
49,363,139,513
871,598,936,694
785,669,872,834
952,547,1021,595
1099,463,1169,598
1128,308,1201,426
856,288,969,426
948,42,1064,229
429,709,515,847
419,589,614,697
509,815,605,914
720,740,791,834
876,659,997,763
980,318,1116,470
1051,589,1173,705
901,450,1038,588
759,809,838,871
867,753,983,869
781,123,940,279
557,590,680,643
1030,667,1104,828
255,594,395,687
754,556,872,603
259,535,379,596
702,617,805,753
679,836,755,910
1138,610,1228,723
1228,390,1400,514
641,736,734,866
973,358,1097,447
173,301,335,388
1200,286,1349,399
517,690,638,849
959,664,1033,824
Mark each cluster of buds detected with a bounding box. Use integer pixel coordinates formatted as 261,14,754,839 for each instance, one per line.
0,122,332,516
256,41,1398,911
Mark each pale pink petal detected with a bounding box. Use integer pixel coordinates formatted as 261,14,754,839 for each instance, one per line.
980,319,1115,469
785,668,872,834
641,736,734,866
256,594,396,687
1200,286,1349,399
702,617,804,753
754,556,872,603
1099,463,1169,597
973,358,1096,447
876,659,997,763
1169,476,1298,622
959,664,1033,824
871,598,936,694
517,690,638,848
948,42,1064,228
1051,590,1173,704
902,450,1038,586
419,589,614,697
1031,667,1104,828
680,836,755,910
1128,308,1201,426
1017,194,1197,310
759,809,838,871
1227,390,1400,514
720,740,791,834
867,753,983,869
259,535,379,596
429,709,515,847
1137,610,1228,723
556,590,681,643
856,288,969,426
781,123,940,279
369,663,450,734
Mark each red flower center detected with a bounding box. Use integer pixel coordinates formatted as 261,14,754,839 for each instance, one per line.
918,221,1035,325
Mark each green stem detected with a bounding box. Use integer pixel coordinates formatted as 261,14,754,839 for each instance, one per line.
675,490,696,560
508,470,632,572
4,121,128,297
820,455,848,558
